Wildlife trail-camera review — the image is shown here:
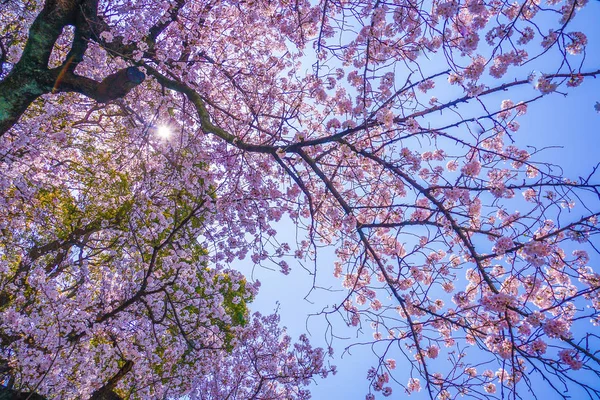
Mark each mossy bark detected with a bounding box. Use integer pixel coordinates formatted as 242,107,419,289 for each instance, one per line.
0,0,143,137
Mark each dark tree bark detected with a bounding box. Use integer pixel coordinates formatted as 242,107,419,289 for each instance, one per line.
0,0,144,137
0,387,124,400
0,388,47,400
89,361,133,400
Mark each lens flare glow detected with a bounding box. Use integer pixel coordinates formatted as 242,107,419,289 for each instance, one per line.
157,125,172,139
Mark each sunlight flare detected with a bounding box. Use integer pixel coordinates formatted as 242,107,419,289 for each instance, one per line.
156,125,172,139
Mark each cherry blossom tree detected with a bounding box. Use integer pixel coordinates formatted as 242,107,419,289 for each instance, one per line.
0,0,599,399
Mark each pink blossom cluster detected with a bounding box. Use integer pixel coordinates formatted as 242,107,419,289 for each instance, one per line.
426,345,440,359
566,32,588,55
527,339,548,355
558,349,583,370
461,160,482,177
481,292,517,312
406,377,422,393
463,55,486,80
490,50,528,78
522,240,552,266
534,77,558,94
417,79,436,93
436,1,459,18
543,319,571,339
493,236,514,255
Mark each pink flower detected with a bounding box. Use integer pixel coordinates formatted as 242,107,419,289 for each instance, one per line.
481,293,516,312
543,319,571,339
448,73,463,85
464,55,486,80
279,260,291,275
436,0,459,18
386,359,397,370
507,121,520,132
572,250,590,265
461,160,481,176
442,282,454,293
418,80,435,93
566,32,587,55
558,349,583,370
426,345,440,359
407,378,421,393
528,339,547,355
542,30,558,49
535,77,557,94
493,236,514,255
371,299,383,311
523,188,537,202
516,102,528,116
447,160,459,171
